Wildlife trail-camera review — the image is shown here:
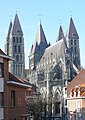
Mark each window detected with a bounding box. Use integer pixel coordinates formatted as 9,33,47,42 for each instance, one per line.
71,39,73,45
55,102,60,114
16,37,18,42
18,45,21,53
0,92,3,107
71,47,73,52
20,37,22,43
14,45,17,52
16,55,19,62
0,63,4,77
11,90,15,106
20,55,22,62
13,37,15,42
74,47,76,53
74,40,76,45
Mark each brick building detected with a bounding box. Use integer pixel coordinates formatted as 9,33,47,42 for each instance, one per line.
0,49,31,120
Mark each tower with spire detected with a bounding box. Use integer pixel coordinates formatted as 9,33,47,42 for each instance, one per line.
5,13,25,78
66,17,81,79
29,21,48,70
56,25,64,42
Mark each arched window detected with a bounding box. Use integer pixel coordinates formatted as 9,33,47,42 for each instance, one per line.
20,37,22,43
16,55,19,62
18,45,21,53
71,39,73,45
20,55,22,62
74,40,76,45
16,37,18,42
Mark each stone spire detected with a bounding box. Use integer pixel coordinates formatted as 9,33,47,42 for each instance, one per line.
66,17,79,38
30,21,48,55
57,25,64,42
11,13,23,35
7,21,12,40
5,21,12,55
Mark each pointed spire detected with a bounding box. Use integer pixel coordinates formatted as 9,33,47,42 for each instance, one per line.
32,21,48,53
57,25,64,42
11,13,23,35
36,22,47,44
66,17,79,38
7,21,12,40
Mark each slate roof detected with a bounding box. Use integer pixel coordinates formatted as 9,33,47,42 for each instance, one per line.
40,38,66,62
30,22,48,55
66,17,79,39
7,21,12,40
57,25,64,42
11,13,23,35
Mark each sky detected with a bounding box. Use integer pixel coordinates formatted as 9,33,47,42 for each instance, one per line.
0,0,85,68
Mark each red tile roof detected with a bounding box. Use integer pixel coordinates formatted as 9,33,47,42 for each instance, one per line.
67,69,85,97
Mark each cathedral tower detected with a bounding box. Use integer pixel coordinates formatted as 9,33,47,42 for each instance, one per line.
29,21,48,70
66,17,81,79
5,13,25,77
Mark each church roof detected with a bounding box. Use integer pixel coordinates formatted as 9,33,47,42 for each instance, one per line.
40,38,66,62
57,25,64,42
11,13,23,35
30,22,48,55
66,17,79,39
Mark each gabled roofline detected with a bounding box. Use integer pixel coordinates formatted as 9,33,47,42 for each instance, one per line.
0,54,14,60
7,81,32,88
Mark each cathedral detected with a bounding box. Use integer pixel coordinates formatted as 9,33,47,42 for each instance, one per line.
5,13,81,119
29,17,81,118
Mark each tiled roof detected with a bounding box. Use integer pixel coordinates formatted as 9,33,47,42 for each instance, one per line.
8,72,31,87
67,69,85,97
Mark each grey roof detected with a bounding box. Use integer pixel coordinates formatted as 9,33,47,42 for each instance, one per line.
66,17,79,38
7,21,12,40
11,13,23,35
30,22,48,55
40,38,66,63
57,25,64,42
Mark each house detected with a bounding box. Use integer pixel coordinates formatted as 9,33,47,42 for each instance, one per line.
67,69,85,120
0,49,32,120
